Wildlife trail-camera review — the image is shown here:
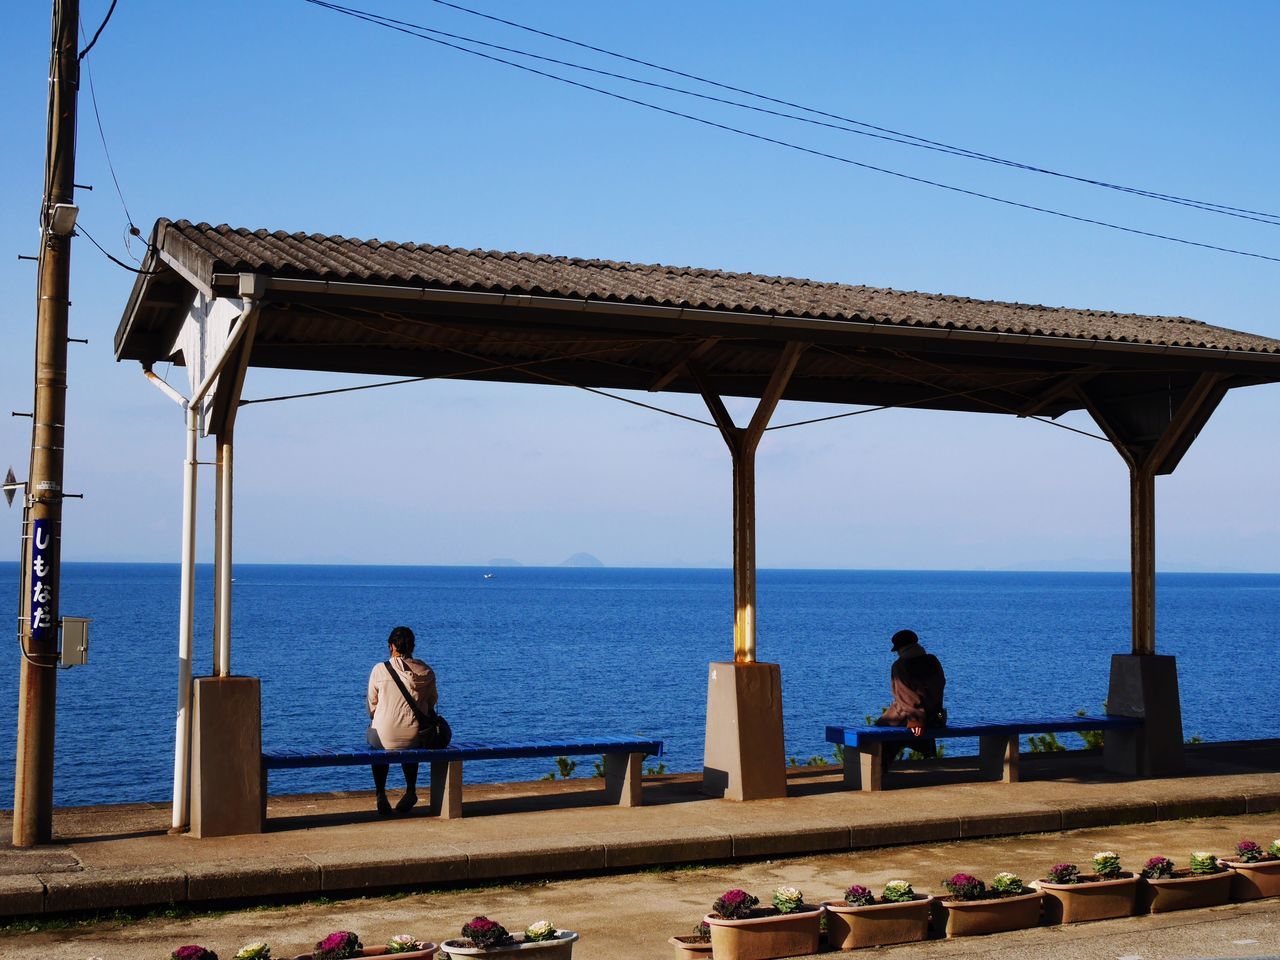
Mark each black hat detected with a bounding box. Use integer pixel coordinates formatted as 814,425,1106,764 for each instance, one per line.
891,629,919,651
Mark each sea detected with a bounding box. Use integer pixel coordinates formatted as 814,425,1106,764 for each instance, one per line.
0,562,1277,808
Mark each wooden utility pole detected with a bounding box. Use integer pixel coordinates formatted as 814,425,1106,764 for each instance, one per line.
14,0,80,847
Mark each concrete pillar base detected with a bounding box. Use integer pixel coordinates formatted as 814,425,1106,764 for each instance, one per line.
702,661,787,801
191,676,263,838
1103,654,1185,777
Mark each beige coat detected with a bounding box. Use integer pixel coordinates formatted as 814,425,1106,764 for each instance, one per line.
366,657,438,750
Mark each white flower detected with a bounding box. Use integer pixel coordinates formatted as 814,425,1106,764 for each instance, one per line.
524,921,557,942
234,945,271,960
386,935,422,953
885,880,910,891
1094,851,1116,859
1192,851,1213,858
994,872,1017,881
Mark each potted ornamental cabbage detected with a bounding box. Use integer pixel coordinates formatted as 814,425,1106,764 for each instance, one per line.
293,931,439,960
702,886,823,960
822,880,933,950
937,872,1042,937
1140,852,1232,913
1222,839,1280,900
172,948,218,960
1039,853,1139,924
667,920,713,960
441,918,578,959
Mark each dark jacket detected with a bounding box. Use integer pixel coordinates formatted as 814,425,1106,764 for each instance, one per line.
878,648,946,728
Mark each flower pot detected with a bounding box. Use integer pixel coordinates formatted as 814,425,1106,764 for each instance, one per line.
294,947,439,960
667,936,714,960
940,891,1042,937
439,933,578,960
1039,873,1139,924
1224,859,1280,901
703,907,823,960
1141,871,1232,913
822,896,932,950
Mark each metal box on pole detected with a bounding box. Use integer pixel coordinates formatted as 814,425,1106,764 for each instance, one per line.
59,617,90,667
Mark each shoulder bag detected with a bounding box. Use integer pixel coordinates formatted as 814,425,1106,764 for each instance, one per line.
382,660,452,749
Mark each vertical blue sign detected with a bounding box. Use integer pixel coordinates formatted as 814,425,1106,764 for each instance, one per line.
30,518,53,642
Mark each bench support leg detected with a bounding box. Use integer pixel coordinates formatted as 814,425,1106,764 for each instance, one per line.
859,744,883,792
429,760,463,819
979,734,1020,783
603,752,643,807
840,750,861,790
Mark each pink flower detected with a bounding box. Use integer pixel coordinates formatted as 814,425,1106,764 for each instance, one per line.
313,931,362,960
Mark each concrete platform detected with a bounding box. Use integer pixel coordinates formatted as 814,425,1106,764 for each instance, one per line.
0,740,1277,919
6,807,1280,959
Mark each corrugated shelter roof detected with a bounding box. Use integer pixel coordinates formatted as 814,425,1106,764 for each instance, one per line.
127,219,1280,355
115,219,1280,438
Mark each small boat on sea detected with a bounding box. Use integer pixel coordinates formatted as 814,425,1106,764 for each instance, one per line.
483,572,495,580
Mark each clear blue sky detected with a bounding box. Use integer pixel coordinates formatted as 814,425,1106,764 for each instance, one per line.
1,1,1277,570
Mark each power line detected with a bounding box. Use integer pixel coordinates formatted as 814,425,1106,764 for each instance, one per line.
80,39,141,259
78,0,118,60
76,222,160,275
302,0,1280,265
422,0,1280,225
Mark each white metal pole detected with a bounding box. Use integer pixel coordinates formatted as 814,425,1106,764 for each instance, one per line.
172,405,198,832
216,436,233,677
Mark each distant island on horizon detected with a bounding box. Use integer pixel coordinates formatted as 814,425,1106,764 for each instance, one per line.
559,552,604,568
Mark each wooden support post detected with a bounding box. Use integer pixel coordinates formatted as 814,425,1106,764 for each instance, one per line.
1078,373,1225,657
690,342,804,663
1129,465,1156,656
13,0,80,849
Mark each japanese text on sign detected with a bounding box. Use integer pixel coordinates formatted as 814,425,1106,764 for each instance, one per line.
30,519,53,640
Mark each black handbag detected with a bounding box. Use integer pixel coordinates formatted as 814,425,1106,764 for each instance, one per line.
382,660,452,749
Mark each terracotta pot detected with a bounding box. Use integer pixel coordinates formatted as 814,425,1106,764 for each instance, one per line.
440,933,577,960
294,947,438,960
703,907,823,960
1223,859,1280,901
667,935,714,960
1141,871,1232,913
939,891,1042,937
1039,873,1139,923
822,896,933,950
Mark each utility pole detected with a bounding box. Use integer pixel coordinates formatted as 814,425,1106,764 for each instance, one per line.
14,0,80,847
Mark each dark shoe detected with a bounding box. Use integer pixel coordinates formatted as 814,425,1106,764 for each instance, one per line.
376,793,392,817
395,791,418,814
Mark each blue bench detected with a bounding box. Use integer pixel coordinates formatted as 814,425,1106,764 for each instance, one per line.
825,716,1143,791
262,736,663,819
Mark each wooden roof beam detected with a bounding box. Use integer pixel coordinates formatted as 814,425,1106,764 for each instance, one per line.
1019,367,1103,418
647,337,720,392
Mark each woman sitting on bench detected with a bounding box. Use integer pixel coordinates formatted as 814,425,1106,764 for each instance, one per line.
366,626,438,815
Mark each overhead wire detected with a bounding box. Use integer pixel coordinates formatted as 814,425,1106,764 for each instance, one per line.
291,303,721,427
808,345,1110,441
300,0,1280,264
80,30,141,260
76,222,161,274
422,0,1280,225
77,0,118,60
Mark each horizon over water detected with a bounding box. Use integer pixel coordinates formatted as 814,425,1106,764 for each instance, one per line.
1,561,1278,808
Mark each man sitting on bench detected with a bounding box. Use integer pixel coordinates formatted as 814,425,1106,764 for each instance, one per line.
875,629,947,770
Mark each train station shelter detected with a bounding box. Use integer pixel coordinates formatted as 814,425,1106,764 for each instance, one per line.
115,218,1280,836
